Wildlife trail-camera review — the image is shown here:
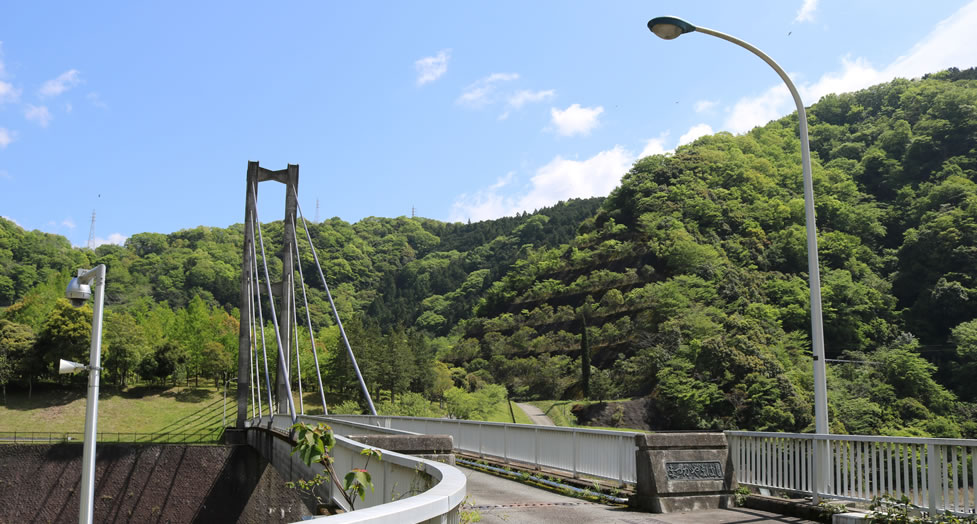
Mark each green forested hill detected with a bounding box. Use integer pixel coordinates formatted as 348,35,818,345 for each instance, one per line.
3,68,977,436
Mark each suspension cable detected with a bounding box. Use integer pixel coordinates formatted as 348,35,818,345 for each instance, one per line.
291,185,377,415
291,220,329,415
247,274,258,419
249,210,275,418
250,259,264,418
291,289,304,415
251,183,298,425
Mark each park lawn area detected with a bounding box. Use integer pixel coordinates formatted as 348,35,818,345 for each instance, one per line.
0,385,238,436
483,399,533,424
529,400,578,427
0,383,534,438
528,399,646,432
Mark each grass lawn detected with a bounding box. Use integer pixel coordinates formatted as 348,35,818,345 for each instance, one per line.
0,384,237,436
0,384,534,437
529,400,578,427
484,400,533,425
528,399,646,432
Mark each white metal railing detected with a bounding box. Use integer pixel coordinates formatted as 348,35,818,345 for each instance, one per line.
727,431,977,516
325,415,639,486
248,417,466,523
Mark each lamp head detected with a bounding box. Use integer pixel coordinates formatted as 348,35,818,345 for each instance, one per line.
648,16,696,40
65,277,92,308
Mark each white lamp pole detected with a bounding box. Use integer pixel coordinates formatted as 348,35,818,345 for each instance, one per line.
65,265,107,524
647,15,829,496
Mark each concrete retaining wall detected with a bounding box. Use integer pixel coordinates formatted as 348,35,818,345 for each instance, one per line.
0,443,310,523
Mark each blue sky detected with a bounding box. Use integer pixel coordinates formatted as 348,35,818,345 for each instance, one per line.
2,1,976,248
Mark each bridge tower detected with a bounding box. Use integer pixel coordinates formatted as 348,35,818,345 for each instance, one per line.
237,161,300,428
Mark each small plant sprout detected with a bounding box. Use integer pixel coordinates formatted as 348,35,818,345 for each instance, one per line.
285,422,381,511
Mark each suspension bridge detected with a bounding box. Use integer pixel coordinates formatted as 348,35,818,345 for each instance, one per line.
222,161,977,523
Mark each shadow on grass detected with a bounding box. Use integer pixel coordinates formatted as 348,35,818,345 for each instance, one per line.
160,388,214,403
0,384,86,411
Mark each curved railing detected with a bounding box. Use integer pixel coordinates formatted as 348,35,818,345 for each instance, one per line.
324,414,639,486
247,416,466,523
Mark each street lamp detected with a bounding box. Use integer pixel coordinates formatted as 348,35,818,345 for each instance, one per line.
64,265,107,524
647,15,830,492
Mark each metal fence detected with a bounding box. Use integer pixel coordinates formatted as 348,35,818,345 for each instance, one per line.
0,430,224,444
727,431,977,516
325,415,639,486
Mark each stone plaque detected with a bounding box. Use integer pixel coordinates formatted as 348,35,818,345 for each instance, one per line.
664,461,724,481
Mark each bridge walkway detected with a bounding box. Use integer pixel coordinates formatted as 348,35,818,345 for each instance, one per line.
461,466,818,524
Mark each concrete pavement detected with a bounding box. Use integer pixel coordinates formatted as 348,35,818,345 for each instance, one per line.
515,402,556,426
462,466,818,523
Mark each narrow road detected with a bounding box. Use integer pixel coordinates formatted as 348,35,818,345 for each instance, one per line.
462,466,818,523
515,402,555,426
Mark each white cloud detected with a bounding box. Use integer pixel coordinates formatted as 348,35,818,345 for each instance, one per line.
517,148,631,211
65,102,72,112
39,69,81,97
639,135,671,158
724,82,794,134
450,146,633,222
0,80,19,105
724,1,977,134
415,49,451,86
0,170,11,181
694,99,717,113
484,73,519,83
550,103,604,136
457,72,519,107
679,124,714,146
0,127,14,148
61,218,76,229
795,0,818,22
508,89,555,109
92,233,127,248
886,1,977,79
24,104,52,127
86,92,107,109
0,42,18,104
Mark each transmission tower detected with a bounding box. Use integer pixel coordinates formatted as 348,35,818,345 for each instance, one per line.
314,198,320,223
87,210,96,250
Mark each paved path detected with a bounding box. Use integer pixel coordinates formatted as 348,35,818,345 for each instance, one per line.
515,402,555,426
462,466,818,524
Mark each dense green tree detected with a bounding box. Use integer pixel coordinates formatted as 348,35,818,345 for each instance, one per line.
0,319,34,403
35,299,93,379
103,311,147,386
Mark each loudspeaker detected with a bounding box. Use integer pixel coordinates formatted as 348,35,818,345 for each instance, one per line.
58,359,87,375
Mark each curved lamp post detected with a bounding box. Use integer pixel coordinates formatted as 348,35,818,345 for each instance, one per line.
647,15,829,495
64,265,107,524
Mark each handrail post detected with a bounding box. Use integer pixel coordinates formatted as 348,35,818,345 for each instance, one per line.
811,437,819,503
534,428,540,470
927,443,940,514
572,431,579,478
618,434,627,486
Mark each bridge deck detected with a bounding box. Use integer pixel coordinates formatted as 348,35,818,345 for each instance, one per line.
463,466,817,524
